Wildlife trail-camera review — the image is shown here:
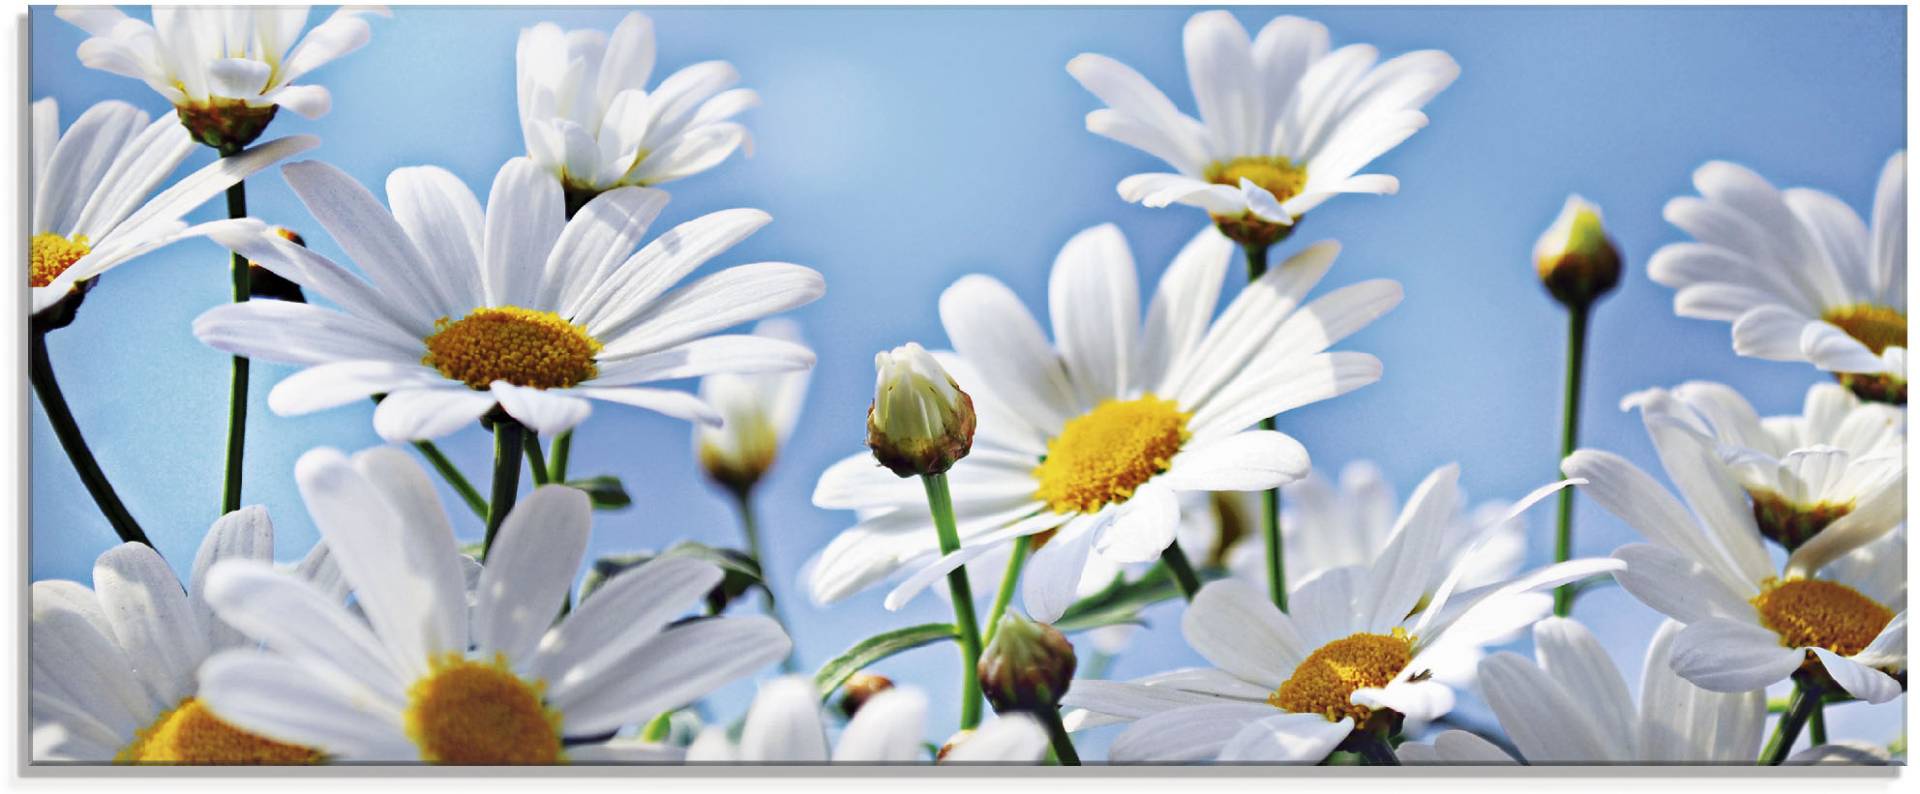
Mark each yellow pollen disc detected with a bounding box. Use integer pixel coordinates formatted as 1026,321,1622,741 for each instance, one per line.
1032,394,1191,514
1822,304,1907,354
404,652,566,765
116,697,321,764
1270,630,1414,724
30,232,91,288
422,306,601,390
1751,579,1893,657
1204,156,1309,205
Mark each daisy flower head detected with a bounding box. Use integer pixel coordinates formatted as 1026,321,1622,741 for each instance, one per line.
809,224,1401,620
1068,11,1459,247
518,12,757,210
684,676,1048,763
1650,151,1907,403
1058,468,1615,763
193,446,792,763
695,319,811,494
30,507,343,763
192,157,822,442
29,98,316,321
56,5,388,151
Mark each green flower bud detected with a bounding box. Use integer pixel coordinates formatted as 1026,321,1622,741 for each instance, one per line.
1535,195,1621,309
867,342,976,477
977,611,1076,714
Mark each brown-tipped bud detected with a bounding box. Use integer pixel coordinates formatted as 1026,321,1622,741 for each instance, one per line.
1535,195,1621,309
837,672,895,718
866,342,976,477
978,611,1076,714
249,226,307,303
175,98,280,155
935,729,973,761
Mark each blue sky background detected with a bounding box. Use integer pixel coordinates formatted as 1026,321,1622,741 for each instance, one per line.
30,5,1905,759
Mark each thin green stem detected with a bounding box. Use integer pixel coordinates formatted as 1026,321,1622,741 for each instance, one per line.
30,330,151,547
1808,697,1828,745
411,440,487,518
922,472,984,730
482,420,526,561
1243,242,1288,613
982,534,1032,647
1352,731,1400,766
524,435,551,486
1552,304,1590,616
1037,706,1080,766
732,487,798,673
1160,540,1202,600
220,179,251,514
1761,681,1819,765
548,430,573,483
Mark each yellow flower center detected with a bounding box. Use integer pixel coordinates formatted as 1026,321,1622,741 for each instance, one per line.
422,306,601,390
1205,156,1308,205
1747,489,1854,552
116,697,321,764
1270,630,1415,724
1751,579,1893,657
30,232,90,288
404,653,566,765
1032,395,1191,514
1822,304,1907,355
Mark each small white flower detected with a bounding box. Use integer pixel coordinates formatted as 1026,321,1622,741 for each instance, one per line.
683,676,1047,763
695,319,811,492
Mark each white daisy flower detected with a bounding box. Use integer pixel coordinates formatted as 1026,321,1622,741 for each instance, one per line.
29,98,315,318
194,446,791,763
30,507,343,763
1649,151,1907,401
192,157,822,442
696,319,811,493
1057,468,1613,762
1621,381,1904,552
518,12,756,204
56,5,387,148
1564,419,1906,703
682,676,1047,763
1068,11,1458,245
809,224,1400,621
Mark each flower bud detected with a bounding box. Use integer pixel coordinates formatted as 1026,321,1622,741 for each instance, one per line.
837,672,895,718
1534,195,1621,309
977,611,1076,714
249,227,308,303
867,342,976,477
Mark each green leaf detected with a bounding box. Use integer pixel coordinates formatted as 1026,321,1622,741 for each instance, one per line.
564,475,631,510
814,623,959,700
577,541,765,605
1051,564,1194,634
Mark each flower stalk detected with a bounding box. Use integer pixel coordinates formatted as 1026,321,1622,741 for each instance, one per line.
1243,241,1288,612
1160,540,1203,600
732,486,799,672
482,418,527,560
1761,680,1821,765
983,534,1032,647
29,329,151,547
923,472,985,730
1551,303,1590,615
220,179,251,514
1039,707,1081,766
548,430,573,482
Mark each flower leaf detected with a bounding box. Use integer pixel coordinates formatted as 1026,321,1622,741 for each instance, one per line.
814,622,960,700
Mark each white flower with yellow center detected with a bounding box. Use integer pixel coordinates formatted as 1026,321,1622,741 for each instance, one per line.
808,224,1400,620
1057,467,1614,762
28,97,314,317
695,319,811,493
1068,12,1457,245
1649,151,1907,401
193,447,791,763
519,12,756,202
683,676,1048,763
30,507,343,763
192,157,822,442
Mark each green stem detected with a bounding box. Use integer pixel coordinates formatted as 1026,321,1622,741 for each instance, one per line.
922,472,984,730
1552,303,1590,616
482,419,526,561
1352,731,1400,766
1160,540,1202,600
733,487,798,673
1243,242,1288,613
220,179,250,514
1761,681,1819,765
412,440,487,519
982,534,1032,647
524,434,551,486
1038,706,1080,766
29,330,152,547
548,430,573,483
1808,697,1828,745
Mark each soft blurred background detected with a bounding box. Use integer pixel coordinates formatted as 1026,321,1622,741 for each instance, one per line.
30,5,1905,759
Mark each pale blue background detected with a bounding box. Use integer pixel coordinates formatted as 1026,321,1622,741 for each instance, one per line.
30,5,1905,759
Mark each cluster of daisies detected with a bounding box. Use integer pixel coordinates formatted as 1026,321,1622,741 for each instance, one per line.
27,7,1906,768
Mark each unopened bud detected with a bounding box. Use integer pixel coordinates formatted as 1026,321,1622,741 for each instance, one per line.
249,226,307,303
978,611,1076,714
1535,195,1620,309
837,672,895,718
867,343,976,477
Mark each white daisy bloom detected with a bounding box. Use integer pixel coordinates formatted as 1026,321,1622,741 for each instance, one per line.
1564,420,1906,702
192,157,823,442
809,224,1401,620
683,676,1047,764
518,12,757,201
29,97,316,317
194,446,791,763
1621,381,1904,553
1068,12,1457,242
1057,468,1615,763
1649,151,1907,396
30,507,344,763
695,318,811,492
56,6,387,131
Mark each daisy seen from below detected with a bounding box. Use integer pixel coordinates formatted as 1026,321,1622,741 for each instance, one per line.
684,676,1048,763
1649,151,1906,402
194,447,791,763
696,318,812,495
1068,11,1458,246
192,157,822,442
519,12,757,210
30,507,342,763
1058,466,1615,762
809,224,1401,621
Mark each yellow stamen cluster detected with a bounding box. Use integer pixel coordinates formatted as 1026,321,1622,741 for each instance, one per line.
1270,630,1415,724
1751,578,1894,657
1032,394,1191,514
422,306,601,390
116,697,321,765
1822,304,1907,355
404,652,565,765
30,232,90,288
1204,156,1308,204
